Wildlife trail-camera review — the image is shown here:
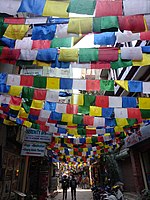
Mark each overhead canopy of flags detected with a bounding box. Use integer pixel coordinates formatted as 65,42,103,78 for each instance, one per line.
0,0,150,163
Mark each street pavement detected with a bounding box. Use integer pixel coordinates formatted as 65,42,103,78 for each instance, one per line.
52,188,93,200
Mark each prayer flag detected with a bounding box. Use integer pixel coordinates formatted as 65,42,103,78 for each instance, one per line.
18,0,46,15
51,38,72,48
32,24,56,40
109,97,122,107
98,47,118,62
100,80,114,91
71,94,84,105
60,78,73,90
68,18,93,34
62,113,73,123
44,102,56,111
90,106,102,116
67,0,96,15
116,31,140,43
139,98,150,109
20,75,33,87
43,0,69,18
19,50,38,61
122,97,137,108
91,62,110,70
66,104,78,114
86,80,100,91
78,106,89,114
33,89,47,100
33,76,47,89
0,37,15,48
56,103,67,113
114,108,128,118
84,94,96,107
95,0,122,17
36,48,57,62
140,31,150,40
4,25,29,40
83,116,94,126
111,54,132,69
133,54,150,66
73,115,83,124
79,48,99,63
32,40,51,50
140,109,150,119
58,48,79,62
22,87,34,99
8,86,23,97
93,117,105,127
128,108,142,119
121,47,143,61
143,82,150,94
94,32,116,46
46,90,59,102
115,80,129,91
15,37,33,50
118,15,146,32
46,78,60,90
72,80,86,90
128,81,142,93
95,96,109,108
31,100,44,110
0,73,7,84
7,74,20,86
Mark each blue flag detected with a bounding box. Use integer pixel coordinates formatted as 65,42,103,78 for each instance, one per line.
44,102,56,111
0,37,15,48
18,0,46,15
102,108,114,118
141,46,150,53
36,48,57,62
94,32,116,45
50,112,62,121
128,81,142,92
60,78,73,90
122,97,137,108
0,73,7,84
32,24,56,40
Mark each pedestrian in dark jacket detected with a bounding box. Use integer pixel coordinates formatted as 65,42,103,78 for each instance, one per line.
62,175,69,200
70,176,77,200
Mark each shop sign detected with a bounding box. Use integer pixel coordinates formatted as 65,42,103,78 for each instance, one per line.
24,128,52,143
21,142,46,157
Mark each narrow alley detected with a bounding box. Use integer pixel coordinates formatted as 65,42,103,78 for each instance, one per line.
52,189,92,200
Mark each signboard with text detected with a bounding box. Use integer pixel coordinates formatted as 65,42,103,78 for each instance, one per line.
21,142,46,157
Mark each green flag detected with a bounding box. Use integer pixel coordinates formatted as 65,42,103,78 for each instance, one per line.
73,114,83,124
101,16,119,32
22,87,34,99
33,76,47,88
84,94,96,106
51,37,72,48
79,48,99,63
67,0,96,15
78,106,89,114
100,80,114,91
111,54,132,69
140,109,150,119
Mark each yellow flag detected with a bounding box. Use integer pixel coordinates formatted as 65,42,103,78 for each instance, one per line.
133,54,150,66
115,80,129,91
23,120,32,128
31,100,43,109
62,113,73,123
18,108,28,119
86,137,91,144
58,48,79,62
71,94,84,105
43,0,69,18
114,126,124,132
90,106,102,116
46,77,60,89
4,25,29,40
68,128,78,135
4,119,16,126
83,148,88,152
8,86,23,97
116,118,128,127
77,157,81,162
68,18,93,34
9,104,21,111
97,150,101,154
33,60,51,67
139,98,150,109
67,123,77,127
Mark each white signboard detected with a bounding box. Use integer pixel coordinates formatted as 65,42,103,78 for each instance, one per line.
21,142,46,157
24,128,52,143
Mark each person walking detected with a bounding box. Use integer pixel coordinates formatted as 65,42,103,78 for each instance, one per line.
62,175,69,200
70,175,77,200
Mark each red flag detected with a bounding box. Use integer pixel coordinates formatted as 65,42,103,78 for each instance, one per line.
118,15,145,32
30,108,40,116
86,129,96,136
140,31,150,40
33,89,47,100
40,125,49,132
32,40,51,49
0,47,20,60
83,115,94,126
10,96,22,106
98,47,118,62
95,96,109,107
20,75,34,87
86,80,100,91
95,0,122,17
128,108,142,119
98,136,104,142
91,61,110,69
4,18,25,24
66,104,78,114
